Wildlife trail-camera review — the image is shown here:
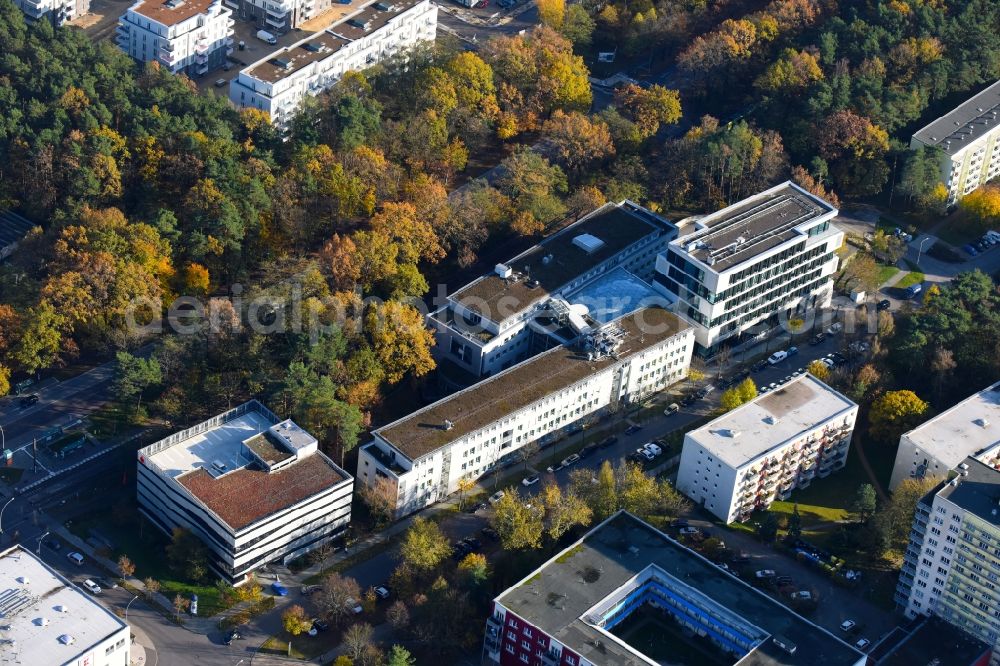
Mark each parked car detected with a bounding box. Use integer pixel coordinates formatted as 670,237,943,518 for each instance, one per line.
481,526,500,541
271,582,288,596
44,539,61,552
827,322,843,335
636,447,654,461
680,394,698,407
346,598,363,614
308,620,329,636
905,283,923,299
755,569,776,579
643,442,662,456
489,491,505,504
663,403,680,416
521,475,540,487
790,590,812,601
66,552,84,566
599,436,618,448
809,332,825,345
963,243,979,256
225,629,243,645
840,619,857,632
82,579,102,595
752,359,769,372
855,638,871,651
696,384,716,398
767,351,788,365
624,425,642,435
301,584,321,596
214,78,227,88
374,585,391,601
670,519,689,528
560,454,580,467
679,526,700,536
786,346,799,357
730,552,750,564
775,575,793,585
19,394,39,408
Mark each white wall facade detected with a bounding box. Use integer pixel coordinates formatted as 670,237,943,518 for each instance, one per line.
230,0,436,129
678,410,857,523
69,626,132,666
116,0,234,77
15,0,89,24
358,327,695,518
913,130,1000,206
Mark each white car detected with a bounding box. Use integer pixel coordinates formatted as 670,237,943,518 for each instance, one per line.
840,619,857,632
755,569,776,579
560,454,581,467
767,351,787,365
521,475,540,487
346,597,363,614
82,579,101,595
855,638,871,651
636,448,654,461
643,443,662,456
489,491,505,504
827,323,843,335
679,526,700,535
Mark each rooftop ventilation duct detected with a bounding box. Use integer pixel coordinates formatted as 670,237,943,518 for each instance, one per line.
976,418,991,428
572,234,606,254
495,263,512,279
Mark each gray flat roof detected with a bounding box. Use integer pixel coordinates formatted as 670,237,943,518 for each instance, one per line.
496,512,863,666
0,210,33,248
902,381,1000,467
0,546,128,665
673,182,836,272
937,457,1000,527
873,616,989,666
686,374,857,469
450,202,672,324
912,79,1000,155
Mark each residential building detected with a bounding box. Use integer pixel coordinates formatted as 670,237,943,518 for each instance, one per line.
0,545,131,666
430,200,676,382
889,381,1000,491
358,307,694,518
0,210,34,262
868,616,989,666
116,0,234,78
895,457,1000,652
224,0,318,33
910,79,1000,205
14,0,89,26
230,0,437,130
137,400,353,583
484,511,866,666
652,181,842,357
677,373,857,523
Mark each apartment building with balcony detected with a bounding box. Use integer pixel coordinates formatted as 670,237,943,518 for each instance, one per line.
889,381,1000,491
484,511,866,666
137,400,353,583
652,181,842,357
358,307,694,518
226,0,317,33
895,457,1000,654
117,0,234,78
430,201,676,382
677,373,858,524
230,0,436,130
14,0,88,25
911,79,1000,206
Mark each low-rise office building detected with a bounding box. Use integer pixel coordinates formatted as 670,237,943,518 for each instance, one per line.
895,457,1000,652
652,181,842,357
358,307,694,518
868,616,989,666
430,200,676,382
116,0,234,77
14,0,88,25
485,511,866,666
230,0,436,130
911,79,1000,205
889,380,1000,490
0,545,131,666
677,373,858,523
137,400,353,583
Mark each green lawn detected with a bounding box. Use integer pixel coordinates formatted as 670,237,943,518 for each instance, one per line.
67,506,232,616
261,635,328,660
876,263,899,285
895,271,925,290
935,211,983,247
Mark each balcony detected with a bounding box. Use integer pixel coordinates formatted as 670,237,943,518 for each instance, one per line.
195,51,209,63
195,41,210,53
158,50,176,64
195,63,209,75
265,15,286,28
540,652,560,666
266,3,289,17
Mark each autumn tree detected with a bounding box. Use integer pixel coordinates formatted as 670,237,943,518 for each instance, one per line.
720,378,758,411
495,148,568,231
399,517,451,573
388,645,417,666
318,573,362,626
343,623,375,662
540,482,593,540
816,111,891,197
386,600,410,630
806,359,831,381
492,489,544,550
457,552,491,586
959,186,1000,232
282,605,313,636
869,390,929,444
360,475,397,527
117,554,135,583
754,48,823,94
840,252,881,295
536,0,564,29
560,4,595,46
614,83,682,139
540,111,614,176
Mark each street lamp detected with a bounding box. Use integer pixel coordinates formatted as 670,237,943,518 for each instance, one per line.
35,531,49,554
916,236,933,265
125,595,138,623
0,424,5,450
0,496,15,536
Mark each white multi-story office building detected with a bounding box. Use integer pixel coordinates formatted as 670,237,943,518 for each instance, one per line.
430,200,676,382
14,0,88,25
225,0,322,33
911,79,1000,205
677,374,858,524
652,181,842,357
0,545,131,666
889,381,1000,491
230,0,436,130
116,0,234,78
358,307,695,518
895,457,1000,652
137,400,353,583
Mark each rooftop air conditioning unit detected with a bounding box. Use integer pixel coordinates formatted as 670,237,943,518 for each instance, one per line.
495,263,512,279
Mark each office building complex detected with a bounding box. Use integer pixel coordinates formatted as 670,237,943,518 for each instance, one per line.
429,200,676,381
137,400,353,583
358,307,694,518
652,181,842,357
677,373,857,523
484,511,866,666
14,0,88,26
0,545,131,666
230,0,436,130
911,79,1000,205
895,457,1000,651
889,381,1000,490
116,0,234,77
